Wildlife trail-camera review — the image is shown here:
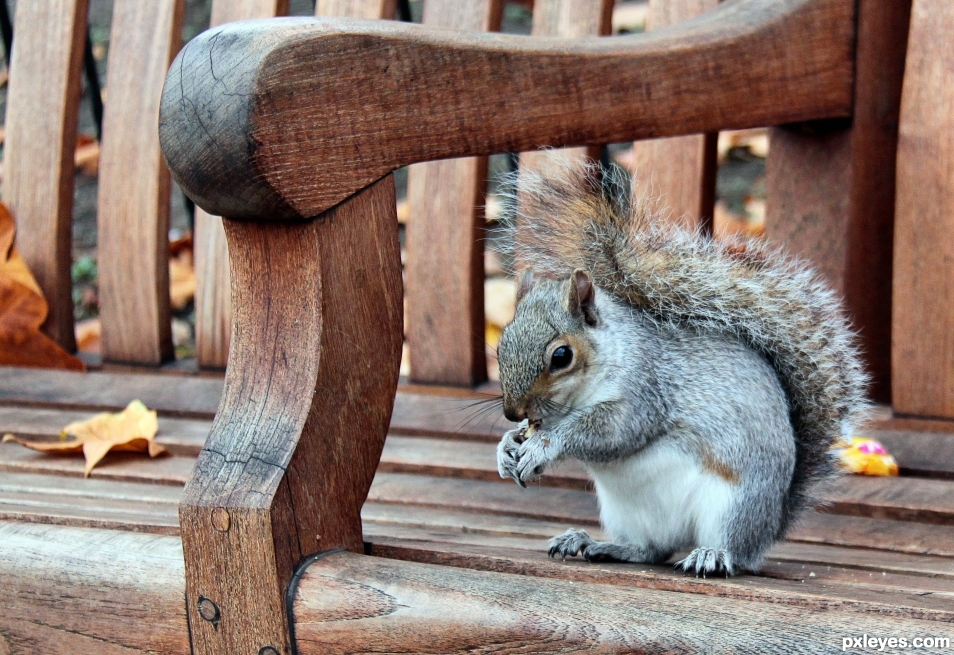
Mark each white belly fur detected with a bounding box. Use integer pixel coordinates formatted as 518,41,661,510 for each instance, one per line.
585,440,737,553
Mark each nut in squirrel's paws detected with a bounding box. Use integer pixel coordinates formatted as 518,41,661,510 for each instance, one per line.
497,420,547,488
676,547,735,577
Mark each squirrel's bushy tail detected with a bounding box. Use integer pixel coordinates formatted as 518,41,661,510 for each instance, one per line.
503,160,869,530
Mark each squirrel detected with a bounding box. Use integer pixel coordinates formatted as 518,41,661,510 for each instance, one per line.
494,161,869,576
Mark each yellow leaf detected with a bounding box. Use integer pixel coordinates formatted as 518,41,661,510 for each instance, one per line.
3,400,167,476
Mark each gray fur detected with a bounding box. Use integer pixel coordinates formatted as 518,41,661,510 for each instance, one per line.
494,161,869,575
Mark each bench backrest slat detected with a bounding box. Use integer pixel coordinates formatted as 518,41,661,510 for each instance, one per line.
4,0,90,352
628,0,719,230
765,0,910,403
97,0,184,365
404,0,503,387
519,0,613,173
316,0,396,19
192,0,290,370
893,0,953,416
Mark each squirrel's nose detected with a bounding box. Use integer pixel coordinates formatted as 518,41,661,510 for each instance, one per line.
504,405,526,423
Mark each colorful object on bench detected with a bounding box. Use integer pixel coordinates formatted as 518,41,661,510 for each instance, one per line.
0,202,85,371
833,436,899,476
2,400,166,476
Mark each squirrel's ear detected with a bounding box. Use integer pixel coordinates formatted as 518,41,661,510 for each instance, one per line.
516,269,536,303
567,269,598,326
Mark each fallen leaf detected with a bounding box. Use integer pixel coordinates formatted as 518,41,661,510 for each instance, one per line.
2,400,167,476
75,317,102,353
0,204,85,370
169,235,196,311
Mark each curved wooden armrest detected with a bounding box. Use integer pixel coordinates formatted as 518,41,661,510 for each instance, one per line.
159,0,854,223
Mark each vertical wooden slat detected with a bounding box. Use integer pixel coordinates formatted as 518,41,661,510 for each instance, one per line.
3,0,89,352
316,0,396,19
893,0,953,417
519,0,614,172
767,0,911,404
404,0,503,387
628,0,719,230
97,0,184,365
192,0,289,370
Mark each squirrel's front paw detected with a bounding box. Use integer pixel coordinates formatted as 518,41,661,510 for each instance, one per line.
497,421,556,487
497,422,529,487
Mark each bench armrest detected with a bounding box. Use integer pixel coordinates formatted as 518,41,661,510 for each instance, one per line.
160,0,855,222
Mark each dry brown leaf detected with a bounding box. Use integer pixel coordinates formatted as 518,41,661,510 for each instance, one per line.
2,400,166,476
0,204,85,370
169,232,195,311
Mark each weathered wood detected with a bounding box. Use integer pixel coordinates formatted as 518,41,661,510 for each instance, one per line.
291,551,951,653
194,0,289,370
404,0,502,387
159,0,856,221
97,0,184,365
180,177,403,655
3,0,89,351
765,0,911,402
893,0,954,418
629,0,719,230
316,0,396,19
0,522,189,654
789,512,954,558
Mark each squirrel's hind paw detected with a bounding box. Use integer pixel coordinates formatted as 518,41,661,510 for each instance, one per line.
548,528,596,560
676,548,735,577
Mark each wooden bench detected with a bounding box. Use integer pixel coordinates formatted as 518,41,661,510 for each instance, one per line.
4,0,954,653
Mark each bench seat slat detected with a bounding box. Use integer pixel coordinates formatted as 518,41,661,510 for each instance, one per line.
292,550,952,654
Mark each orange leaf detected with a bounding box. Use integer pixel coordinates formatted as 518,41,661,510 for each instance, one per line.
2,400,167,476
0,201,85,370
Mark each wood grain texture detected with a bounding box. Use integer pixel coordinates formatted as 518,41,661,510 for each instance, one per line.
316,0,396,19
159,0,856,221
291,551,950,653
893,0,954,418
629,0,719,230
766,0,911,403
0,521,189,654
97,0,183,365
2,0,89,351
181,177,403,655
517,0,612,213
194,0,289,370
405,0,502,387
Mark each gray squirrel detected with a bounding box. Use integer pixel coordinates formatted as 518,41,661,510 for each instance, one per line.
495,162,869,576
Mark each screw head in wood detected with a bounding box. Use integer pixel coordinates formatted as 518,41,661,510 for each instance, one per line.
210,507,231,532
197,596,221,627
259,647,280,655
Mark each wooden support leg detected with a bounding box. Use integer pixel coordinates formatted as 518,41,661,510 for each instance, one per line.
180,176,403,655
765,0,911,403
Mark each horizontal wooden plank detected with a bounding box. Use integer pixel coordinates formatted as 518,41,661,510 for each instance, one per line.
366,526,954,618
790,512,954,558
0,367,513,439
364,536,954,621
824,475,954,525
0,521,188,653
0,441,194,485
871,428,954,478
293,551,952,655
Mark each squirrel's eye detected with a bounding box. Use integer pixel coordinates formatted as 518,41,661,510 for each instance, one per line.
550,345,573,371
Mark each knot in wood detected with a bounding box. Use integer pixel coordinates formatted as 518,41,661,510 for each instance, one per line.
210,507,230,532
258,648,280,655
197,596,220,627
